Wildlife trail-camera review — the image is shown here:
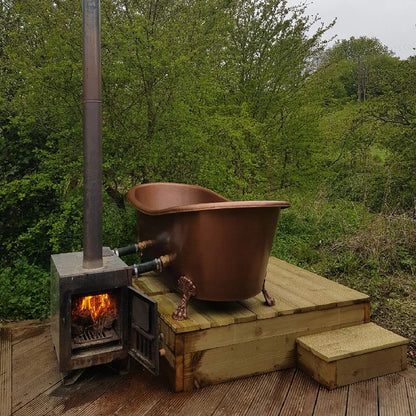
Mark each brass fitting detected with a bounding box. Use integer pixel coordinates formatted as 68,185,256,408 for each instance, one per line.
159,254,176,269
137,239,155,252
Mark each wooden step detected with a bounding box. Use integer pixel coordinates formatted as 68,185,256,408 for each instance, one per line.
296,323,409,389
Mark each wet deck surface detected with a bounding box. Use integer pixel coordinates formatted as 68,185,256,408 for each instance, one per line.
1,320,416,415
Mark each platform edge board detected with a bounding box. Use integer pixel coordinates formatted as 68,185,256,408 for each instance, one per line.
182,303,367,354
182,336,295,391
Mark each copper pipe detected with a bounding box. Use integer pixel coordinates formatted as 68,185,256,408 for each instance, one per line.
82,0,103,269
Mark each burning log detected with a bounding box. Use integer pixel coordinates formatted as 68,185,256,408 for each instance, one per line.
71,293,117,336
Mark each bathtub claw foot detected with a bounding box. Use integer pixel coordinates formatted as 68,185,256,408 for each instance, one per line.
172,276,196,320
262,280,275,306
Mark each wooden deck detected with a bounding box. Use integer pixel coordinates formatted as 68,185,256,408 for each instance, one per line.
2,320,416,416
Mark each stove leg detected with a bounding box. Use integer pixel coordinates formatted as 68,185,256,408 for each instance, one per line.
63,368,85,386
172,276,196,320
262,280,275,306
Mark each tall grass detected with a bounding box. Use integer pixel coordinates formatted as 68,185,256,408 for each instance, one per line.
272,191,370,269
273,190,416,281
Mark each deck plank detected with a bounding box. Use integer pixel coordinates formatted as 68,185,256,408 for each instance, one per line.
15,367,118,416
153,293,212,333
244,369,295,416
132,273,172,296
346,379,378,416
238,294,278,320
141,390,199,416
11,322,51,357
182,303,367,357
113,379,169,416
0,327,12,416
191,299,257,327
7,320,48,346
267,258,369,306
12,325,62,414
174,382,231,416
210,375,266,416
378,373,411,416
142,380,230,416
13,380,77,416
313,385,348,416
137,257,370,325
279,370,320,416
76,365,166,416
402,370,416,416
266,279,317,314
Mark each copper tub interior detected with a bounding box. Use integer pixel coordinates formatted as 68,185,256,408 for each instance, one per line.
127,182,289,319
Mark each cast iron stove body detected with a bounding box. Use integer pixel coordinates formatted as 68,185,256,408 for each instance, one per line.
50,250,159,377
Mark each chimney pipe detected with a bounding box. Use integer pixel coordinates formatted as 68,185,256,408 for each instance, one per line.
82,0,103,269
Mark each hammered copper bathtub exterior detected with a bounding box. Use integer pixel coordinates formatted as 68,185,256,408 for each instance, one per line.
127,183,289,304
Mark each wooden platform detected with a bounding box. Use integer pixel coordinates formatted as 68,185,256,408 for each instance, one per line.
2,320,416,416
133,257,373,391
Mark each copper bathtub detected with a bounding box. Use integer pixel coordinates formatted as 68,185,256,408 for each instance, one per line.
127,182,290,319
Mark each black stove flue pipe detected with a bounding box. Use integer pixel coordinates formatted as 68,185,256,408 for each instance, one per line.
82,0,103,269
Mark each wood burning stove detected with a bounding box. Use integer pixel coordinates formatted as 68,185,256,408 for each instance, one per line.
50,250,159,380
49,1,161,383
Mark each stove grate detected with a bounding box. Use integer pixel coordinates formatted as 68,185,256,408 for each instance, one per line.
72,328,119,350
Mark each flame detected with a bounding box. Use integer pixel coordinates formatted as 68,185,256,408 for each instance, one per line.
73,293,115,324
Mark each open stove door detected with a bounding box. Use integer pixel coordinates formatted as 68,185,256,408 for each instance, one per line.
128,286,159,375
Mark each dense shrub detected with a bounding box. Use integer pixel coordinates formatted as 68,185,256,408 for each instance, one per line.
0,257,50,320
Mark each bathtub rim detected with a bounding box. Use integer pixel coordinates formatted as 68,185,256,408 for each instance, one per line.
127,182,290,216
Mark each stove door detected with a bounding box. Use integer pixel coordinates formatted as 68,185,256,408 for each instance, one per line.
128,286,159,375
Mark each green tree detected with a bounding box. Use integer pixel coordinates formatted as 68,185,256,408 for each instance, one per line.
320,36,394,102
365,57,416,211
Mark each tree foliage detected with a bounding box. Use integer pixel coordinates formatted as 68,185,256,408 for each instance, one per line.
318,36,394,102
312,37,416,212
0,2,415,320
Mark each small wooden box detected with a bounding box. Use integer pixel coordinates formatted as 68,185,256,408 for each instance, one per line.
296,323,409,389
134,257,371,391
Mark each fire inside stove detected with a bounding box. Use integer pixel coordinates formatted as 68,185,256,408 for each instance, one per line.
71,292,120,350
